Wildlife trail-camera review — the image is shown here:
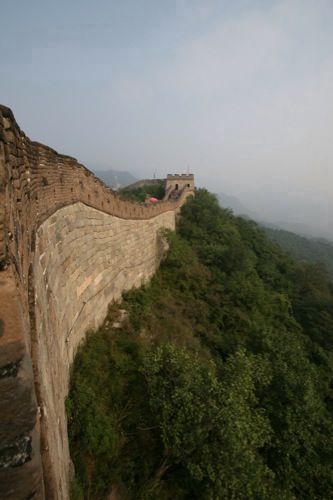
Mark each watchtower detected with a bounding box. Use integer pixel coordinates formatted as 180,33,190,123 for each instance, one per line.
165,173,194,195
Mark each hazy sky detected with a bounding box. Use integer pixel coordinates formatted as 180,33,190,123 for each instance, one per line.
1,0,333,199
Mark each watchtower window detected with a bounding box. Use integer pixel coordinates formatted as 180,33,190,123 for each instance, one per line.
175,183,179,190
187,184,190,187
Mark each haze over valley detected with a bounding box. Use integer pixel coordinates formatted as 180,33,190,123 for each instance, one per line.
2,0,332,244
2,1,333,498
90,165,333,242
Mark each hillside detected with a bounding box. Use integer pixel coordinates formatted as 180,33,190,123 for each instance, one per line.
217,191,333,242
217,192,259,219
217,193,333,277
119,182,165,202
263,226,333,277
67,190,333,499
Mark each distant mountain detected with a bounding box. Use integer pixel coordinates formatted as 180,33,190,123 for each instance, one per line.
239,188,333,242
262,219,333,242
91,169,138,189
216,192,259,219
262,226,333,277
217,191,333,243
217,192,333,276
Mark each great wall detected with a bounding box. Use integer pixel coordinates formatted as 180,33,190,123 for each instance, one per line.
0,104,194,499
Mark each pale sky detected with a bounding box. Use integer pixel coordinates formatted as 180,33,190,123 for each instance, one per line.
1,0,333,203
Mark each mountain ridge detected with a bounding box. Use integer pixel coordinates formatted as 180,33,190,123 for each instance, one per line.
90,168,138,189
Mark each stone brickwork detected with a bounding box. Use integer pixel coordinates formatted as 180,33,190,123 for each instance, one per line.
34,203,175,498
166,173,195,194
0,104,191,499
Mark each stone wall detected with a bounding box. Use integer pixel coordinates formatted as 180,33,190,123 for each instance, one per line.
165,173,195,194
34,203,175,498
0,105,190,499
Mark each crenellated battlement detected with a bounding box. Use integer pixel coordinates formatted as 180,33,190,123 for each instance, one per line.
0,105,193,499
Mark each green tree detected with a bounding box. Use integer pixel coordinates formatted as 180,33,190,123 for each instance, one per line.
143,344,273,499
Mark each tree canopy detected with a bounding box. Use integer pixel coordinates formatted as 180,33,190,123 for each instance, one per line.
67,189,333,499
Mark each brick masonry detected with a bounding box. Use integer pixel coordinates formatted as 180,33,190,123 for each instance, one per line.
34,204,175,498
0,105,190,499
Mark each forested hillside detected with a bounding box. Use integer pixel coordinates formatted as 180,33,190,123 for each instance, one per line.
263,226,333,277
119,183,165,202
67,190,333,499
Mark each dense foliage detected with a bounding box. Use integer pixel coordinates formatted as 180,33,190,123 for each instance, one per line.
263,226,333,277
67,189,333,499
119,183,165,202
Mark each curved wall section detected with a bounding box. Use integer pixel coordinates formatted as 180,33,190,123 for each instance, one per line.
34,203,175,497
0,104,191,499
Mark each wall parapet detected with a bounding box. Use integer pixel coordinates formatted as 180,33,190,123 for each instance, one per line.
0,104,191,499
0,104,187,272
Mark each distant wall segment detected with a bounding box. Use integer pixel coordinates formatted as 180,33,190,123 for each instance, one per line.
0,104,190,499
123,178,166,189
